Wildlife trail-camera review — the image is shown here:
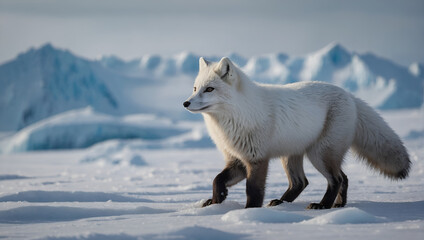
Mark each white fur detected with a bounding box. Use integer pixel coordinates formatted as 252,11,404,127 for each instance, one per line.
184,57,410,180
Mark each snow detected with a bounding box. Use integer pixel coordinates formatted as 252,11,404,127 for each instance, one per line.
221,207,386,225
409,62,424,79
0,191,153,203
243,54,290,84
181,201,243,216
0,205,169,224
0,109,423,240
144,226,248,240
0,107,202,154
140,55,162,72
0,44,119,131
300,42,351,82
301,207,386,225
40,233,139,240
1,43,423,131
221,208,310,224
0,175,29,181
0,44,423,239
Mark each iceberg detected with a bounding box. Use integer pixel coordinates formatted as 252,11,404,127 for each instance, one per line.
0,43,422,133
0,107,191,153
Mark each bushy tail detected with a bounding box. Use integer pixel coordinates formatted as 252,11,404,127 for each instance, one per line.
352,97,411,179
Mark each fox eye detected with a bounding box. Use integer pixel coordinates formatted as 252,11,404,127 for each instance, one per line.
204,87,214,93
193,87,197,92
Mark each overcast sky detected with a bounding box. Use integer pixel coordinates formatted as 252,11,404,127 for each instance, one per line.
0,0,423,66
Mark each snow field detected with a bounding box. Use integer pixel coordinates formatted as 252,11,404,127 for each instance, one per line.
0,110,423,239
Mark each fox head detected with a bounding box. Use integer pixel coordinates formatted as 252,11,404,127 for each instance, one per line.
183,57,241,114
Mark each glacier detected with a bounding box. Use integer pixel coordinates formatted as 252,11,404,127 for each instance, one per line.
1,43,423,132
0,107,210,153
0,44,119,131
0,43,423,152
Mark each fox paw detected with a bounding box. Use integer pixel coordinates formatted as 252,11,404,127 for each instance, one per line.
202,199,213,207
267,199,283,207
307,203,331,210
332,203,346,208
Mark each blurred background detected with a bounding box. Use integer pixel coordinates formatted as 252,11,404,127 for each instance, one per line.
1,0,423,65
0,0,423,153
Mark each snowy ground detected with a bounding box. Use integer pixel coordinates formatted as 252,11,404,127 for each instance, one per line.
0,109,423,240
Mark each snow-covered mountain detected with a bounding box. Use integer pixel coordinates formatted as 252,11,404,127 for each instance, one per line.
0,44,119,131
292,43,423,109
409,62,424,80
99,42,423,109
0,43,423,131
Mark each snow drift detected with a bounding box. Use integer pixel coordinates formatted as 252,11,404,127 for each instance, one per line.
0,107,197,153
0,106,423,239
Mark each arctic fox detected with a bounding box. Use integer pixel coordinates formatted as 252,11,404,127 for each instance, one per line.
183,57,410,209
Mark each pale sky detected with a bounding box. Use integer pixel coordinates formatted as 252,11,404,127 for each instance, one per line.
0,0,423,66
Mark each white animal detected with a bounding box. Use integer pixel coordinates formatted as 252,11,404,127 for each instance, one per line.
183,57,410,209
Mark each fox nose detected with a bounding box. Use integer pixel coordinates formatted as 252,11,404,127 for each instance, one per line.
183,101,191,108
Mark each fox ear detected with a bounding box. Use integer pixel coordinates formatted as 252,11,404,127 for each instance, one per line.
199,57,209,70
214,57,236,85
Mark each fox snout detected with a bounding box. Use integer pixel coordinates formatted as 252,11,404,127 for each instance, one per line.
183,101,191,108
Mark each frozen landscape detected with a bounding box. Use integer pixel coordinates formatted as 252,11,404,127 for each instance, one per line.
0,109,423,240
0,44,423,239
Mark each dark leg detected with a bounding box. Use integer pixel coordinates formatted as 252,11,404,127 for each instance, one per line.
268,155,308,206
333,171,348,208
202,159,246,207
307,174,342,209
245,160,269,208
306,145,347,210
